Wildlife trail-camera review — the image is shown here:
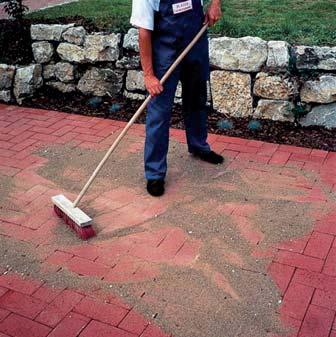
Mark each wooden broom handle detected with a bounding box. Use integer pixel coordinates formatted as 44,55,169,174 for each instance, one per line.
73,24,209,207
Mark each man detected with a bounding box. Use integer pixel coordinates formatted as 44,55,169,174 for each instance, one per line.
130,0,223,197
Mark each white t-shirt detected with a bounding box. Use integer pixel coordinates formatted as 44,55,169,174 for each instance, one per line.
130,0,203,31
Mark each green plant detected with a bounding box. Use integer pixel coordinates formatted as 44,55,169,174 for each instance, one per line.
292,103,309,125
4,0,28,20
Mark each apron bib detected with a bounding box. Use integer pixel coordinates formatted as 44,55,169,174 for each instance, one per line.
152,0,209,80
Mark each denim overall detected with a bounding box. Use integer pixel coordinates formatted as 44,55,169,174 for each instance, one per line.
144,0,211,180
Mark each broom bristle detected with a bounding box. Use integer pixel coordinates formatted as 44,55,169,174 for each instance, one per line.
54,205,63,217
77,226,96,240
53,205,96,240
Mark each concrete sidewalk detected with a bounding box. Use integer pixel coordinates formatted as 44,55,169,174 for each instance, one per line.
0,103,335,337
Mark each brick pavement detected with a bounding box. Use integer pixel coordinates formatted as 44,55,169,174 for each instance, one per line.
0,0,78,19
0,103,335,337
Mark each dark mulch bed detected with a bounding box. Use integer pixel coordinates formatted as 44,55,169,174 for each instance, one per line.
21,88,336,152
0,16,99,65
0,19,32,64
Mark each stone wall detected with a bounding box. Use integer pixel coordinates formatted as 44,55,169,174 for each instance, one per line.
1,24,336,128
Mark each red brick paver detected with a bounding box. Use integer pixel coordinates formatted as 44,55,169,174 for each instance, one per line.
0,103,335,337
0,0,78,19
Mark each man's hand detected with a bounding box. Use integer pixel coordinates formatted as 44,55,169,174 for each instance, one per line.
144,74,163,97
204,0,222,27
138,28,164,97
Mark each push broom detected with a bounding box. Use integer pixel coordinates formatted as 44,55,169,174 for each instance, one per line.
52,24,209,240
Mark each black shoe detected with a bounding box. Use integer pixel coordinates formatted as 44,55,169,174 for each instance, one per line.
193,150,224,165
147,179,165,197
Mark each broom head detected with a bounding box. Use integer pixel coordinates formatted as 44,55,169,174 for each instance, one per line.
52,194,95,240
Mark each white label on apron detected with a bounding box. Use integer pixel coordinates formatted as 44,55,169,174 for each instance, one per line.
172,0,193,14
